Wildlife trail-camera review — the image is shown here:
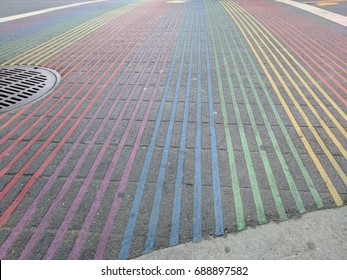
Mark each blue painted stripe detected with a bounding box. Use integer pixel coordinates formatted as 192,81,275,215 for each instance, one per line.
118,10,190,260
169,9,196,247
144,9,194,254
203,4,224,236
193,6,202,243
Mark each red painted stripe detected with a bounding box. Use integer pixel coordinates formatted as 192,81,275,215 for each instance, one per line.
0,7,139,132
247,8,347,104
44,7,142,73
0,10,158,227
236,0,347,59
0,6,144,160
0,29,132,178
249,5,347,80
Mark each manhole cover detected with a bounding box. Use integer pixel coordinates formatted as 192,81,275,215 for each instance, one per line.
0,65,61,114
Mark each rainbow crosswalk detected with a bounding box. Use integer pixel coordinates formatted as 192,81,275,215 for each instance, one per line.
0,0,346,259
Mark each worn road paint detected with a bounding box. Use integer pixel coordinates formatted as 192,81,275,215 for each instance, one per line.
0,0,108,23
276,0,347,26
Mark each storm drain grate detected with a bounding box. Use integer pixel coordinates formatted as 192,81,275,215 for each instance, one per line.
0,65,61,114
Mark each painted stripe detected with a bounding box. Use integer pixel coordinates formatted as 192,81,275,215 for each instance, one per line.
251,6,347,77
1,7,136,130
217,2,323,210
169,9,196,247
0,13,143,205
118,8,189,260
208,3,267,225
202,3,225,236
267,25,347,103
221,0,343,206
245,0,347,61
67,6,183,260
193,9,203,243
86,27,181,259
17,13,158,260
0,6,123,62
276,0,347,27
215,2,306,216
207,0,288,221
3,4,136,65
242,16,347,139
206,0,246,230
7,7,133,65
0,9,162,258
231,3,347,139
228,2,347,184
0,5,136,144
0,12,156,258
43,15,169,260
0,0,107,23
39,8,133,69
143,8,194,255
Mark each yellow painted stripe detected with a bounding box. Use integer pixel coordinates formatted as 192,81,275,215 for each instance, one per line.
220,0,344,205
27,10,129,65
226,4,347,165
4,5,137,66
224,0,347,183
6,16,109,64
9,8,131,65
233,2,347,136
225,2,347,184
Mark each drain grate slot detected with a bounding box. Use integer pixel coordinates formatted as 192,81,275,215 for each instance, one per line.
0,65,61,114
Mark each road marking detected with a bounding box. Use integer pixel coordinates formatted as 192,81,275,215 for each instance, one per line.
0,14,142,256
118,7,189,260
212,0,324,211
203,4,225,238
221,0,344,206
169,8,196,247
0,0,107,23
193,7,203,243
209,1,292,221
143,10,194,255
207,1,246,231
304,0,347,7
276,0,347,26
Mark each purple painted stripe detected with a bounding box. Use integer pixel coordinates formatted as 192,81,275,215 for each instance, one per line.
0,21,138,260
7,20,146,260
69,9,182,260
93,9,184,260
44,11,172,259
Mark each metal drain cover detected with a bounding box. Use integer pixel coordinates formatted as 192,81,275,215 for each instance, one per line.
0,65,61,114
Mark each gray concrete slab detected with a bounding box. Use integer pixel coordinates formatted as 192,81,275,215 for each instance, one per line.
137,206,347,260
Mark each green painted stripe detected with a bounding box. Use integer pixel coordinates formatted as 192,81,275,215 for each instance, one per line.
205,0,267,225
222,0,323,209
208,0,288,221
0,12,106,60
206,1,245,230
216,2,306,216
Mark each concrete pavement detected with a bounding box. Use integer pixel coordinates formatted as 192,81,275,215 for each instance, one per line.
137,205,347,260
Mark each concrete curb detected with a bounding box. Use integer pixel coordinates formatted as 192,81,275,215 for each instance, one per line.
136,206,347,260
